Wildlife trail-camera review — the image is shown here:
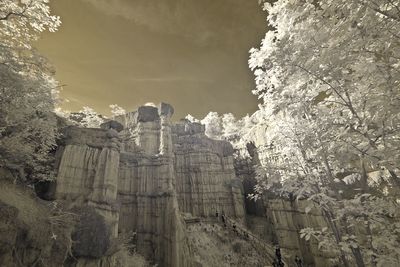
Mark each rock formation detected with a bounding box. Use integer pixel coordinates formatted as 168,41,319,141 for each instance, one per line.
54,102,381,267
172,120,245,219
236,143,344,266
2,102,389,266
54,103,245,267
55,126,120,237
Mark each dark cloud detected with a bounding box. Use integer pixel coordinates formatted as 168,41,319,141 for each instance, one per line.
36,0,266,119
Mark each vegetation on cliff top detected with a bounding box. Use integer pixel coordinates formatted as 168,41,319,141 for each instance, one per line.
0,0,61,182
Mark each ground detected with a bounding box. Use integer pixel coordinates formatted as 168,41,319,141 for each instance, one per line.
187,220,274,267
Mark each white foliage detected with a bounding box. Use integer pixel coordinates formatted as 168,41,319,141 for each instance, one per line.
144,102,156,107
54,107,71,118
109,104,126,117
201,112,223,140
77,106,104,128
185,114,200,123
343,173,361,185
0,0,61,75
0,65,58,181
249,0,400,264
0,0,60,181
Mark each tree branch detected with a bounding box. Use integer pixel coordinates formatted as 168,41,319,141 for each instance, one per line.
0,1,31,21
359,0,400,22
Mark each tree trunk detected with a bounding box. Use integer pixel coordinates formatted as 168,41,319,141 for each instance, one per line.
351,247,366,267
342,212,366,267
321,209,350,267
365,219,377,267
360,158,369,192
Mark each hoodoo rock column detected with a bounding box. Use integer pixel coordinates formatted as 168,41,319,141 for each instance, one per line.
116,104,191,266
55,126,121,236
54,103,245,266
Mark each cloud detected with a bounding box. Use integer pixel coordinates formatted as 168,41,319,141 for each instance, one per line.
81,0,263,46
126,76,211,83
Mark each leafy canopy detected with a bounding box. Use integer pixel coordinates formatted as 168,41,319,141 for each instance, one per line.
0,0,61,181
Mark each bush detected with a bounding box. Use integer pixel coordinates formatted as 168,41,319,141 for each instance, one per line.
71,206,112,258
232,241,242,253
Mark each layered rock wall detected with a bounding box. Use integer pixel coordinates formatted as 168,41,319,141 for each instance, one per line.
173,120,245,218
55,127,120,236
265,199,337,266
54,103,244,266
117,152,190,266
236,144,338,266
55,103,346,266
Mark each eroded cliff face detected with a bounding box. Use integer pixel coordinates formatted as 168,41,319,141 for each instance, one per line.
266,199,338,266
234,142,341,267
3,103,395,266
55,127,120,237
172,121,245,219
54,103,245,267
236,145,376,267
54,103,365,267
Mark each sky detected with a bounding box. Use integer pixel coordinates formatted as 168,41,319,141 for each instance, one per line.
36,0,267,119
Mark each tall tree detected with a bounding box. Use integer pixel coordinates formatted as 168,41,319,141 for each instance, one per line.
0,0,61,182
1,0,60,72
249,0,400,265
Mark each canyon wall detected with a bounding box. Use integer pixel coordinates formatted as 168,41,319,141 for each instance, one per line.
236,142,339,266
235,144,391,267
54,102,358,266
3,102,389,266
54,103,245,267
55,103,338,266
172,120,245,219
55,126,120,236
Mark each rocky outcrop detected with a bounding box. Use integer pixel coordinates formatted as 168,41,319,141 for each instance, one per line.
236,143,392,267
55,126,120,236
173,119,245,219
54,103,371,266
5,101,382,266
54,103,244,266
116,104,190,266
3,102,397,266
235,142,266,217
235,143,338,267
265,199,337,266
